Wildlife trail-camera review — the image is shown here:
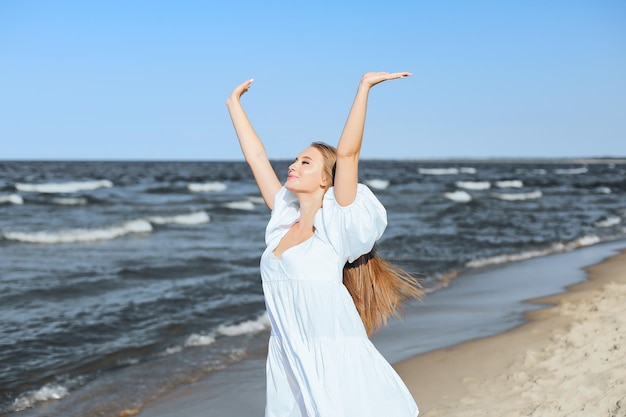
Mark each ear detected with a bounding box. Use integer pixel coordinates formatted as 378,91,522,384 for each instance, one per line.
320,173,330,188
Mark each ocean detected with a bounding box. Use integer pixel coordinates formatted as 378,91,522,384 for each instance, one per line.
1,159,625,416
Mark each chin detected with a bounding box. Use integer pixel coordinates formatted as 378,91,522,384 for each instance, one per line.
285,182,298,192
285,182,313,194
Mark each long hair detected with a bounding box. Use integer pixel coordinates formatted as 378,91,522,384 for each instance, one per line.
311,142,424,336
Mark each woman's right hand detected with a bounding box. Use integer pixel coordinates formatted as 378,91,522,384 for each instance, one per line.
226,79,254,105
224,77,281,209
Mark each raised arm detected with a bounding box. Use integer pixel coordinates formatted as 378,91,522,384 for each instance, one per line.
226,79,282,210
333,72,412,206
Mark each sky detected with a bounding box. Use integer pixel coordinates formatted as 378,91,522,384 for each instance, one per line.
1,0,625,160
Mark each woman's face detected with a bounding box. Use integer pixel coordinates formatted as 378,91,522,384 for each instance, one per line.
285,146,328,193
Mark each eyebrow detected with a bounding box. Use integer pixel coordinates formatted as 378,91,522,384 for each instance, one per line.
295,156,314,161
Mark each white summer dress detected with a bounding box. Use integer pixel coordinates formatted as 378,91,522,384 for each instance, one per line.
260,184,418,417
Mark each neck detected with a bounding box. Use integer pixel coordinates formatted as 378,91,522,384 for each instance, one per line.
294,188,326,228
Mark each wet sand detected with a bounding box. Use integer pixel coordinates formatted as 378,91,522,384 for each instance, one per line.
397,249,626,417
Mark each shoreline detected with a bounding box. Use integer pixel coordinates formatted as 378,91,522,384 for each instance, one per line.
396,248,626,416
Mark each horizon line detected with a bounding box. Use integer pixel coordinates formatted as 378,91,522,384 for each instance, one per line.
1,156,626,164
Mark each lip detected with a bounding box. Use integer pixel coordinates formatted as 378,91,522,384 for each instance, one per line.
287,173,297,180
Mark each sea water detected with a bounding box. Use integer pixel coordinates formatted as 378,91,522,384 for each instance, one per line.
1,159,625,415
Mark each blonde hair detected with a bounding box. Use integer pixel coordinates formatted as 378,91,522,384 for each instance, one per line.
310,142,424,336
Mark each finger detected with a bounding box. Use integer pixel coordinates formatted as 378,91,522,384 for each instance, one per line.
239,79,254,94
390,72,412,79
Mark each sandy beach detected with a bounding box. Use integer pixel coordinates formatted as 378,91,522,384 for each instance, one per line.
397,249,626,417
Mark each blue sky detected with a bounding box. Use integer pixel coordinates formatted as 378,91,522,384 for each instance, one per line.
1,1,625,160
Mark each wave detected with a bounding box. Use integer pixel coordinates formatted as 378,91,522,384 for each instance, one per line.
418,167,459,175
495,180,523,188
455,181,490,190
2,220,153,244
223,200,255,211
365,179,390,190
554,167,588,175
491,190,542,201
460,167,476,174
247,196,266,205
15,180,113,193
0,194,23,205
595,216,621,228
10,376,85,413
595,187,611,194
466,235,603,268
444,191,472,203
184,333,217,347
188,182,227,192
148,211,210,225
52,197,88,205
2,208,212,244
11,383,68,412
216,312,270,336
466,247,557,269
178,312,270,350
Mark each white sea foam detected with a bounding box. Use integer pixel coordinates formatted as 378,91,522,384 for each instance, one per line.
164,313,269,357
0,194,24,204
15,180,113,193
224,200,255,211
184,333,216,347
455,181,490,190
418,167,459,175
365,179,390,190
460,167,476,174
466,235,603,268
595,187,611,194
148,211,210,225
11,383,69,412
163,346,183,356
466,248,556,268
188,182,227,192
595,216,621,228
248,196,266,204
217,312,270,337
496,180,523,188
444,191,472,203
554,167,588,175
52,197,88,205
491,190,542,201
573,235,601,247
2,219,152,244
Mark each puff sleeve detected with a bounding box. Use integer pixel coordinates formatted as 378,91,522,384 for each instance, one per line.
265,187,300,246
316,184,387,263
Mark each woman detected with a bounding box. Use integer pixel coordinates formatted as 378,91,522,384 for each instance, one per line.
226,72,422,417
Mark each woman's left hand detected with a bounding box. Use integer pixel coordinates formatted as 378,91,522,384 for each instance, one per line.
359,71,412,89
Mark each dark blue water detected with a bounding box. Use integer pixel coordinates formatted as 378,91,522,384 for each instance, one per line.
1,159,624,415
